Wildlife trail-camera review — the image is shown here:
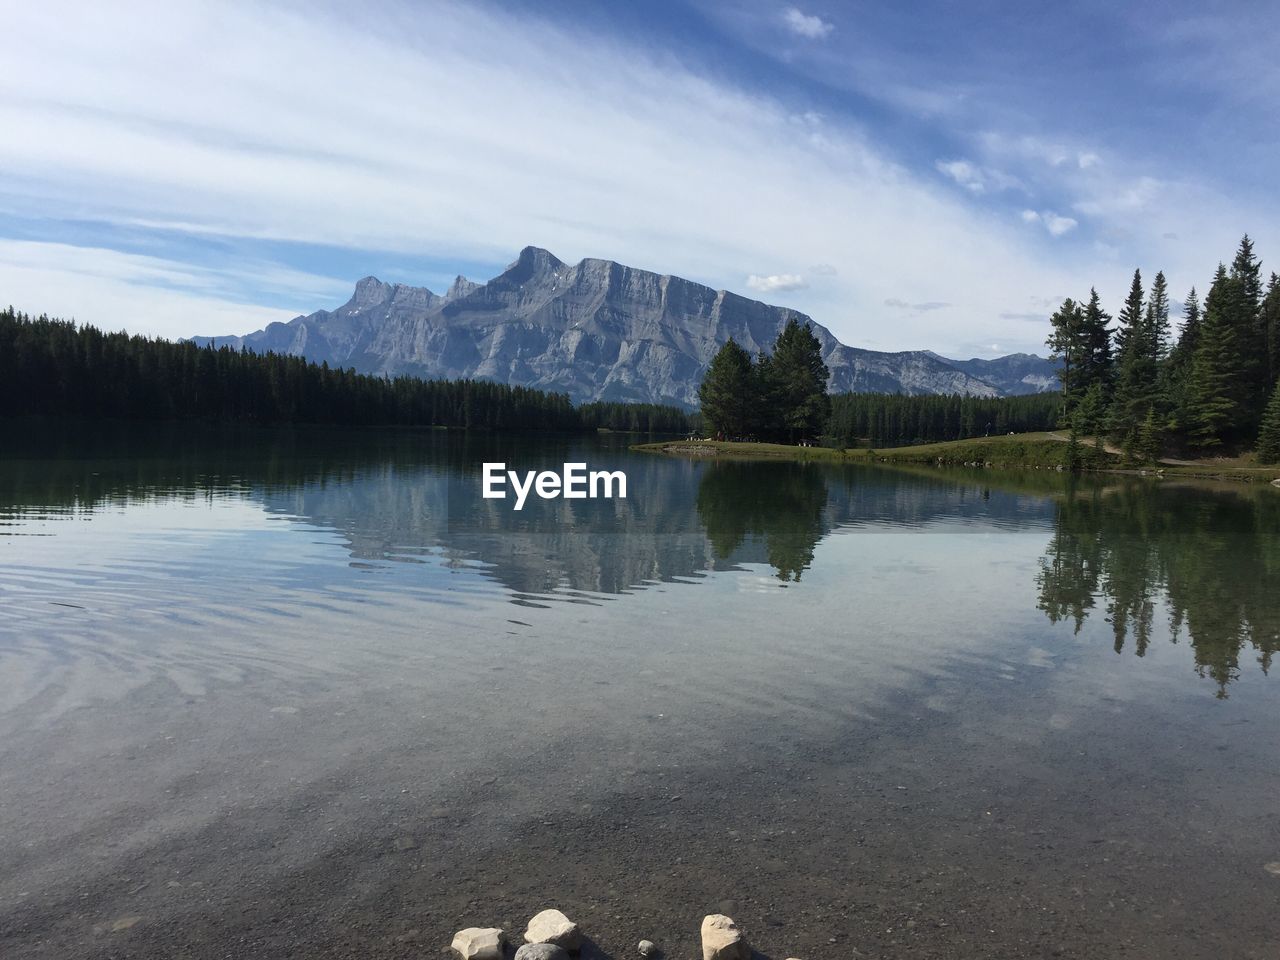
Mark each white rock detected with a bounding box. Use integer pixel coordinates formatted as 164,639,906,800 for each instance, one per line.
638,939,658,957
700,914,749,960
1272,478,1280,487
452,927,505,960
525,909,581,950
516,944,570,960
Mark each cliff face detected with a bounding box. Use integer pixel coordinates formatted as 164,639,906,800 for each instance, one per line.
194,246,1050,406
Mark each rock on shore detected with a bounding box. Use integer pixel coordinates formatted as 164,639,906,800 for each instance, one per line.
700,914,749,960
524,908,581,950
451,927,505,960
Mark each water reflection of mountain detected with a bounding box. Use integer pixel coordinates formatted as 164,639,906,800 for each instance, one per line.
2,424,1055,594
1037,482,1280,696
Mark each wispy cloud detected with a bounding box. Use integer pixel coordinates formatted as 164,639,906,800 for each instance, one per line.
935,159,1022,194
782,7,833,40
884,298,950,312
1021,209,1078,237
747,273,808,293
0,239,310,338
14,0,1257,357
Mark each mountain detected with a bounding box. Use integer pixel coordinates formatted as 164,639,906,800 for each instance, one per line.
193,246,1046,407
924,352,1058,396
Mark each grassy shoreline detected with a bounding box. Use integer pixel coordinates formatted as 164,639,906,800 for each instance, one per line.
633,433,1280,483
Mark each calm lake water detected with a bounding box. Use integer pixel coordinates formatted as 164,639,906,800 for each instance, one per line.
1,425,1278,959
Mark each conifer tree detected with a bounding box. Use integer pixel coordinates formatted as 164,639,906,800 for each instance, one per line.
1186,265,1243,449
1111,269,1156,445
768,318,830,442
1135,408,1161,464
1147,270,1172,361
1046,297,1085,413
698,338,756,438
1257,382,1280,464
1263,273,1280,393
1229,234,1266,422
1081,288,1114,394
1164,288,1200,440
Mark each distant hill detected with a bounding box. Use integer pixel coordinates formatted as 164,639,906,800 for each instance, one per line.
193,246,1054,407
924,351,1058,395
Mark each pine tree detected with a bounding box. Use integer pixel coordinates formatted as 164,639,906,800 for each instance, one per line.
1164,288,1200,440
1111,269,1157,445
768,318,831,442
698,338,756,439
1263,273,1280,393
1186,265,1243,450
1046,297,1085,414
1258,382,1280,464
1147,270,1172,361
1081,288,1114,394
1135,408,1161,464
1229,234,1266,424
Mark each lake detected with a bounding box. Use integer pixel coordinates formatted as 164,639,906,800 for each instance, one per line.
1,425,1278,959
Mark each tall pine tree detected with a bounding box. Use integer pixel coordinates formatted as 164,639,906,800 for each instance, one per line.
1257,381,1280,464
698,338,757,439
1263,273,1280,394
1110,269,1158,449
1186,265,1244,450
767,318,831,442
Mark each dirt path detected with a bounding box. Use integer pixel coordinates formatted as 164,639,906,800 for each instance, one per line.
1046,432,1198,466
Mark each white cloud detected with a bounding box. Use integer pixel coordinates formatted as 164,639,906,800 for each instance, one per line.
0,1,1112,355
0,239,310,339
1073,176,1162,217
884,298,950,312
1020,210,1078,237
747,273,807,293
1077,151,1101,169
782,7,833,39
936,158,1022,195
937,160,986,193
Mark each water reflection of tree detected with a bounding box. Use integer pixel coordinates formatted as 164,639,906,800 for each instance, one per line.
695,462,828,581
1037,482,1280,696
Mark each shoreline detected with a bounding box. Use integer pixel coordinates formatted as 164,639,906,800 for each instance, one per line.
633,434,1280,484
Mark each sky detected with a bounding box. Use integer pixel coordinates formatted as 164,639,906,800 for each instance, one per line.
1,0,1277,357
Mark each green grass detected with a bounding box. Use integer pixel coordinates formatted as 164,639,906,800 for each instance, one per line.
635,432,1280,482
633,433,1084,468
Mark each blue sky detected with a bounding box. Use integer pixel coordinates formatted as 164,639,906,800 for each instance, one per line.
1,0,1276,356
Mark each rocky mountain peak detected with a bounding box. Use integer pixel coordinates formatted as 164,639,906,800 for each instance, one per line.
191,246,1057,407
501,245,566,283
445,275,481,301
351,276,395,309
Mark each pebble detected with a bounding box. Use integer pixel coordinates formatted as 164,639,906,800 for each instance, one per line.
638,939,658,956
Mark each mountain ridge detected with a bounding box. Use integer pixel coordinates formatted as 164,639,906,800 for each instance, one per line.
192,246,1056,407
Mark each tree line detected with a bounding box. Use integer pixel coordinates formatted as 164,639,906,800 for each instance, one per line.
827,391,1060,447
1047,234,1280,462
0,308,693,434
576,401,698,434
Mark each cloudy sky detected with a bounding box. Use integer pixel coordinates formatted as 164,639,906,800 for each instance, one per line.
1,0,1276,356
